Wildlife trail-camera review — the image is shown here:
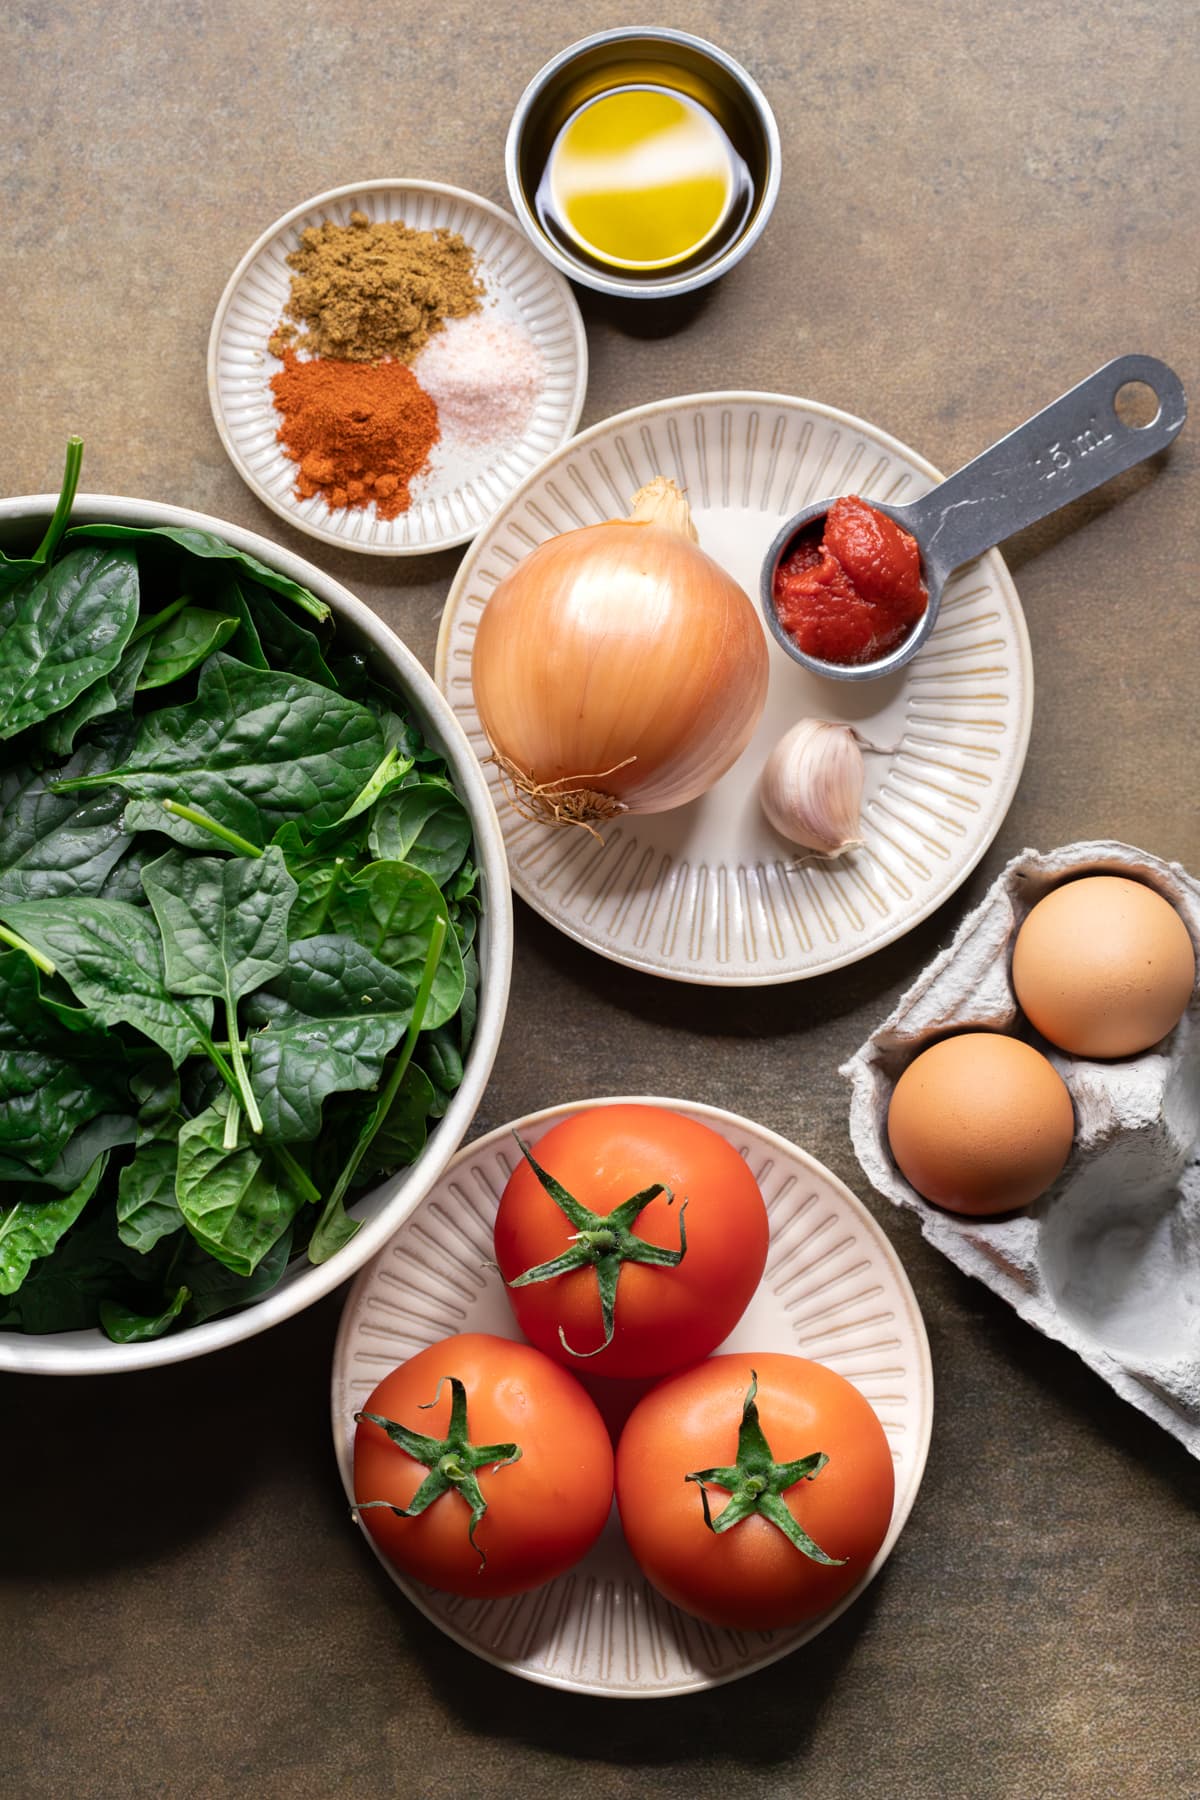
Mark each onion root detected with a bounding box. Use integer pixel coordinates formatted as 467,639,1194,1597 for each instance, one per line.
488,749,635,841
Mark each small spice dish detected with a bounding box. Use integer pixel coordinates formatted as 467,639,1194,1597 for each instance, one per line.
506,28,781,300
208,180,588,555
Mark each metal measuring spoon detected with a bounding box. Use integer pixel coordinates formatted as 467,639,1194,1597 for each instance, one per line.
760,353,1187,682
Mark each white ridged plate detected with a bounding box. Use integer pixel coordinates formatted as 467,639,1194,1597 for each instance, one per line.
435,392,1034,983
207,180,588,554
331,1096,933,1697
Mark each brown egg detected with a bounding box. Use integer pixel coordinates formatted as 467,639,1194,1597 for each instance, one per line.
1012,875,1196,1058
886,1033,1074,1216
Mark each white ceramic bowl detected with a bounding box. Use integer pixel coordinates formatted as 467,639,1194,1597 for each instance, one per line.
0,493,513,1375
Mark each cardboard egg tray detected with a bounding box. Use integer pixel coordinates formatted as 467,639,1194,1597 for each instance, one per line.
844,840,1200,1457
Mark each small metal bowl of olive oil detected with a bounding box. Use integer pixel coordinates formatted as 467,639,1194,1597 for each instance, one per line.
506,28,781,300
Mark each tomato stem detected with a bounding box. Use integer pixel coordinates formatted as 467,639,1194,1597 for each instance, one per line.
505,1134,688,1357
685,1372,846,1565
354,1373,521,1567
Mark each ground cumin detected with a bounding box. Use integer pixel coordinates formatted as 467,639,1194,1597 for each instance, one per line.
270,351,440,519
268,211,484,364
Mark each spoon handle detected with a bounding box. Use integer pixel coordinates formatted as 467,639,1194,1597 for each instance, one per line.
908,354,1187,576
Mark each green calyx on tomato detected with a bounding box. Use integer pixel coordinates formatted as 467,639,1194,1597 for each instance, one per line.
685,1372,846,1566
505,1133,687,1357
354,1374,521,1566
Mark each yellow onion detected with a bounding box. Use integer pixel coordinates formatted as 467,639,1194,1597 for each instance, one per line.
472,478,769,830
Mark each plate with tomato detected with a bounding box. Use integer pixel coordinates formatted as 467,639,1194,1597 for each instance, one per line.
331,1097,933,1696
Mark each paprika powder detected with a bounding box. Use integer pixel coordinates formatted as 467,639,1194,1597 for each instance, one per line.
269,351,440,520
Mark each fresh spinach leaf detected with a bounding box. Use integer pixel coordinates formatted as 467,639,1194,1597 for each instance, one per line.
328,653,369,698
357,674,445,766
326,860,464,1029
98,833,178,903
0,546,139,740
282,859,352,940
177,1223,293,1324
448,857,480,905
317,745,414,834
0,897,215,1068
117,1139,183,1252
307,914,447,1264
130,1060,182,1133
0,951,126,1174
141,844,296,1131
141,847,296,1002
40,634,152,759
53,656,386,844
136,606,238,691
0,1151,107,1297
0,1197,175,1333
418,1026,464,1120
0,728,135,903
222,579,270,671
64,523,330,622
241,581,337,687
244,934,421,1140
368,779,472,885
347,1063,436,1184
100,1283,190,1343
271,823,365,937
0,1111,137,1190
176,1097,308,1276
459,940,479,1055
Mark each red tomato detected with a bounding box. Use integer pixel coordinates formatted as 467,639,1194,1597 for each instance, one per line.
615,1353,895,1630
493,1104,769,1380
352,1332,614,1599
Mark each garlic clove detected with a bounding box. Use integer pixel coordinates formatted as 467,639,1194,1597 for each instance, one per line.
759,719,866,856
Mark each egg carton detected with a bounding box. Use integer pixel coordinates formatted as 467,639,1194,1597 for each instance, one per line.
843,840,1200,1458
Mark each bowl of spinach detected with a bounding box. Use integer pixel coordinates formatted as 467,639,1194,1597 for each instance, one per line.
0,443,512,1371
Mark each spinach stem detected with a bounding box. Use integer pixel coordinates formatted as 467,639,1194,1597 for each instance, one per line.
32,436,83,565
202,1035,320,1206
200,1034,244,1108
320,914,447,1229
161,800,262,857
224,989,264,1134
284,585,329,623
329,744,407,828
0,923,56,977
222,1099,240,1150
129,593,190,643
272,1144,321,1208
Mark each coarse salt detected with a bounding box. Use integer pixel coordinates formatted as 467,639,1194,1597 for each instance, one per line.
415,314,544,449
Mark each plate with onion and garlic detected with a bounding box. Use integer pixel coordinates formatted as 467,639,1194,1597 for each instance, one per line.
435,392,1034,985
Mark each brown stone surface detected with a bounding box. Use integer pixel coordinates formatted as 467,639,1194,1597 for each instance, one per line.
2,2,1198,1796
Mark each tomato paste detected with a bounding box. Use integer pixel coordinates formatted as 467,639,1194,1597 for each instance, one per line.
772,496,928,665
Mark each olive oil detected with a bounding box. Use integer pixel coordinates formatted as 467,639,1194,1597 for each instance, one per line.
536,85,753,274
